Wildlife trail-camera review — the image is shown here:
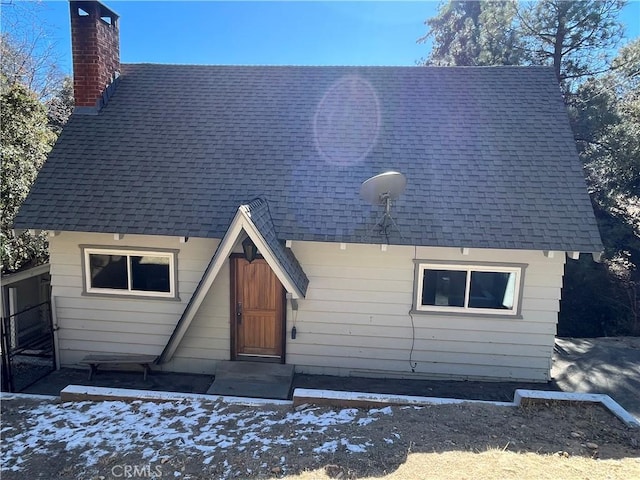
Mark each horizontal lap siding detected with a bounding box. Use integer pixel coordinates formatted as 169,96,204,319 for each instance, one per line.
167,260,231,373
51,234,565,380
287,242,565,381
50,233,218,368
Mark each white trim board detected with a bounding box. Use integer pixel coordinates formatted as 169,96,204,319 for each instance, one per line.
513,389,640,428
158,204,305,363
59,385,292,406
0,263,50,287
41,386,640,429
293,388,513,407
237,204,305,299
293,388,640,428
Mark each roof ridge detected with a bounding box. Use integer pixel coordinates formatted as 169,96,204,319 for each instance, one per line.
122,62,554,70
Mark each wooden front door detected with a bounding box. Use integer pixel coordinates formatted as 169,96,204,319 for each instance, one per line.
231,256,285,361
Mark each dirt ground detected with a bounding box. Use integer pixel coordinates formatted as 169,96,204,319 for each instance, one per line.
1,396,639,480
4,336,639,478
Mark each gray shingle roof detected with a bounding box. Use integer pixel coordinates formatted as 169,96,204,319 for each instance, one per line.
15,64,603,252
244,198,309,296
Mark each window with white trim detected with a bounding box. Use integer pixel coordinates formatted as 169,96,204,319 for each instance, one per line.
415,263,523,315
83,248,177,298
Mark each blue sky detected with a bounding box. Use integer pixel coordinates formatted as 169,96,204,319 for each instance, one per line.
15,1,640,74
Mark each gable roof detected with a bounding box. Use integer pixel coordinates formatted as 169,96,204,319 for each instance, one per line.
158,198,308,364
15,64,602,252
243,198,309,296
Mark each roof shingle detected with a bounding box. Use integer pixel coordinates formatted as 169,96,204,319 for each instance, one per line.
15,64,603,252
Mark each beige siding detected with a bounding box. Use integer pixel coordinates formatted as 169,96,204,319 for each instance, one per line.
166,259,231,373
286,242,565,381
50,232,219,372
51,233,565,381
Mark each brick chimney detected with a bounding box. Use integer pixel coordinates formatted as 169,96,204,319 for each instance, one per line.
70,1,120,113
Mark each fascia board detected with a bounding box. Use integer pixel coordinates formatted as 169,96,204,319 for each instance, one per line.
238,206,304,299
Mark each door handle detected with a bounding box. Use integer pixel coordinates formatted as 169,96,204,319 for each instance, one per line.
237,302,242,324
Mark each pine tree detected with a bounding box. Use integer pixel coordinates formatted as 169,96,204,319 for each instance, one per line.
1,81,55,273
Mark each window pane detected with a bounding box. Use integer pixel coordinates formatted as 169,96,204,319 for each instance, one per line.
89,254,127,290
422,269,466,307
469,271,516,310
131,256,170,292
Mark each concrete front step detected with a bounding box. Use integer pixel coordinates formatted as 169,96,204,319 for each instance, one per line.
206,361,294,400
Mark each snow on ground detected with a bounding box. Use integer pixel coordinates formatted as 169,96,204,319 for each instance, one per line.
2,398,394,474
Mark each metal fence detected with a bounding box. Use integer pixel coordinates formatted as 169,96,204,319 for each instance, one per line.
1,301,56,392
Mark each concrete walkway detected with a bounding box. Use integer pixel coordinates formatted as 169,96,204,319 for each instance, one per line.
207,361,294,399
552,337,640,420
22,367,548,403
21,368,214,396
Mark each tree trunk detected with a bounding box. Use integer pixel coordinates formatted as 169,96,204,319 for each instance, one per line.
552,1,569,87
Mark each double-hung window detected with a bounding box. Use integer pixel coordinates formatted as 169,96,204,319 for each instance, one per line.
415,263,524,316
83,247,177,298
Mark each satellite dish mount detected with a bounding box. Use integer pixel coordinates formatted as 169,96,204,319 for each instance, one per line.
360,171,407,242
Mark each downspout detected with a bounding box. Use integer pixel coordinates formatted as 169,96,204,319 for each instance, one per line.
51,295,61,370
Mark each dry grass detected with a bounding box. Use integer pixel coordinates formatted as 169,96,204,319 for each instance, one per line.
2,397,638,479
289,449,640,480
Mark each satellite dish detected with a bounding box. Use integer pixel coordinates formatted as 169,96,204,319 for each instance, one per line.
360,171,407,241
360,171,407,205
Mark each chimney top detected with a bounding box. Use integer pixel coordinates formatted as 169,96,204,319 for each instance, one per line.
70,1,120,114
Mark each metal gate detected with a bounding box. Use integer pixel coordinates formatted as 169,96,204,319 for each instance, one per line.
1,301,56,392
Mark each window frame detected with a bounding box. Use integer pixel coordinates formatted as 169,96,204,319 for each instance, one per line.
413,261,526,317
81,246,179,300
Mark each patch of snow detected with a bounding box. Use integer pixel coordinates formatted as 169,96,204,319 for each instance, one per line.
341,438,368,453
357,417,374,426
142,447,156,459
369,406,393,415
1,398,389,474
313,440,338,453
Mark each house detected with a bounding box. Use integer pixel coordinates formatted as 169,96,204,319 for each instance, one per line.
14,1,603,383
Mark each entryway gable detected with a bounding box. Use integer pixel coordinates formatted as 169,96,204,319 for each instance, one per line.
240,199,309,299
157,200,308,364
